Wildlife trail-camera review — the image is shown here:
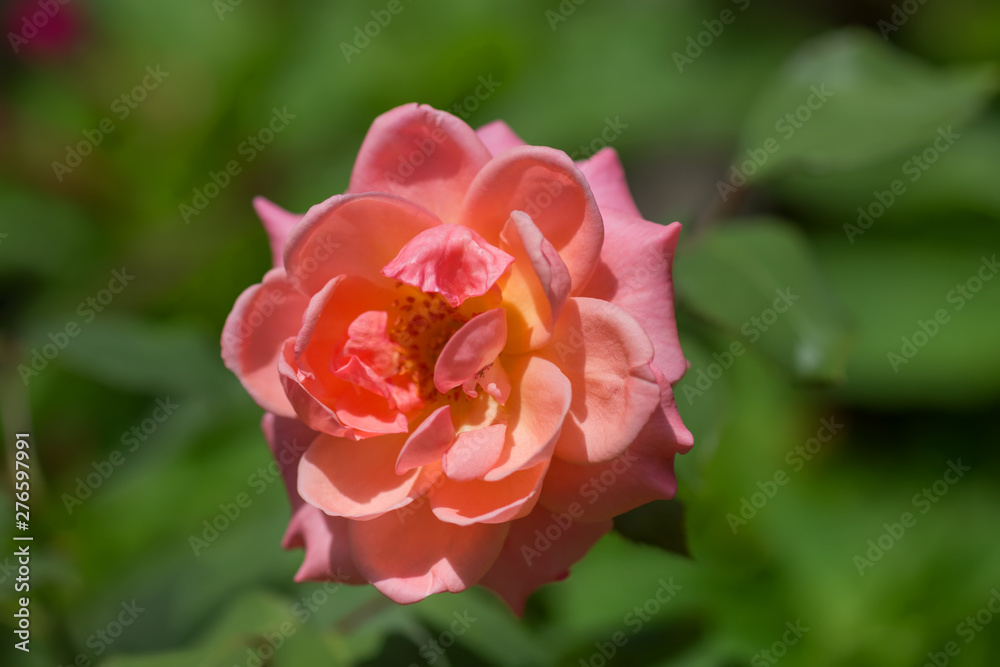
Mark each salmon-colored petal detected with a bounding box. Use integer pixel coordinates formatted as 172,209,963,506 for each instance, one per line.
253,196,302,268
431,459,548,526
480,508,613,615
434,308,507,394
541,297,661,465
349,501,508,604
333,389,410,436
283,192,440,295
442,424,506,481
222,268,308,418
381,224,513,308
348,103,492,223
498,211,572,353
459,145,604,293
298,433,439,520
540,376,693,523
476,120,527,156
261,413,365,584
580,212,687,385
575,147,642,219
278,338,354,438
484,356,571,481
396,405,456,473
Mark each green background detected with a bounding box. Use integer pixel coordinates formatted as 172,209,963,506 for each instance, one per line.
2,0,1000,665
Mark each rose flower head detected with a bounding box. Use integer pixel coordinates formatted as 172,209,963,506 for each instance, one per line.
222,104,692,612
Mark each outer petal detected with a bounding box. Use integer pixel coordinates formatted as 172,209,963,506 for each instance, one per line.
575,147,642,219
297,432,440,520
349,500,509,604
540,376,694,523
498,211,572,352
458,145,604,293
278,338,353,438
480,508,613,615
381,224,514,308
434,308,508,394
430,459,548,526
253,196,302,268
540,297,661,465
485,356,572,481
348,103,492,223
222,268,308,418
283,193,440,295
261,413,364,583
476,120,527,156
580,213,687,385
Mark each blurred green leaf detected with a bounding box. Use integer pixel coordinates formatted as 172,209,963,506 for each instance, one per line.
614,499,690,558
674,219,854,382
740,29,997,180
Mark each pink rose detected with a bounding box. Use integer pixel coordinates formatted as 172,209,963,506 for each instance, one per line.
222,104,692,612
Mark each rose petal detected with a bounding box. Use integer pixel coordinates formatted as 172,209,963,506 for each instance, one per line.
278,338,354,438
396,405,456,474
476,120,527,156
261,413,364,583
575,147,642,219
442,423,507,481
284,192,440,295
580,212,687,385
349,501,508,604
498,211,572,352
253,196,302,268
479,507,613,615
541,297,661,465
459,145,604,293
434,308,508,394
484,355,572,481
298,432,439,520
431,459,548,526
381,224,514,308
540,375,694,523
222,268,309,418
348,103,492,223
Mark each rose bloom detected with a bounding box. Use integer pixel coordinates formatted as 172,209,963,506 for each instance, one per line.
222,104,692,612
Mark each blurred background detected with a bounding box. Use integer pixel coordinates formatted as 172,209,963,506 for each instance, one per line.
2,0,1000,665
